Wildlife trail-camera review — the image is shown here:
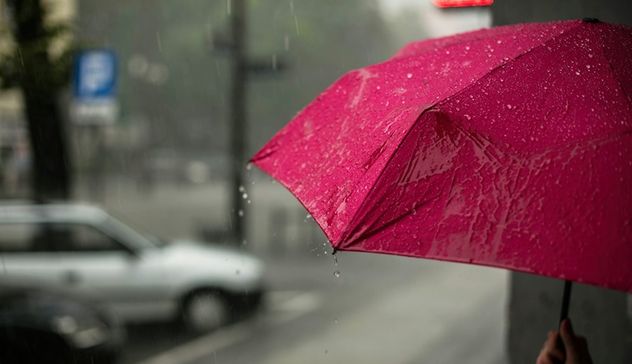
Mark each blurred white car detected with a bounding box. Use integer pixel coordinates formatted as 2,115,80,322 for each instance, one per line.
0,203,265,333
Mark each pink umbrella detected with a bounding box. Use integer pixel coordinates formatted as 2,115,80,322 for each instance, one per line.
252,19,632,316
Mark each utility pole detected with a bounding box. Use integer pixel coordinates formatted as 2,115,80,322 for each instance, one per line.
229,0,247,244
215,0,286,245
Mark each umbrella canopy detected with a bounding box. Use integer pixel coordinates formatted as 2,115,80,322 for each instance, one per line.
252,19,632,293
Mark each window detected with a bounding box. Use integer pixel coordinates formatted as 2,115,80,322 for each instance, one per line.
0,223,37,252
0,222,124,252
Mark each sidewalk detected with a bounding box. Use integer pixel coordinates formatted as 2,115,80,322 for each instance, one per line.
257,262,508,364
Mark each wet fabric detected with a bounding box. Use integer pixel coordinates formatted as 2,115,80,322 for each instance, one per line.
252,20,632,293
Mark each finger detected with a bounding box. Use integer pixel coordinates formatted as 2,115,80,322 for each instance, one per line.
542,330,559,351
576,336,593,360
539,331,565,363
536,352,554,364
536,352,563,364
560,319,578,352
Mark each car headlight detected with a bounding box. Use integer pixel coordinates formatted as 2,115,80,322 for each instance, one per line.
51,315,108,349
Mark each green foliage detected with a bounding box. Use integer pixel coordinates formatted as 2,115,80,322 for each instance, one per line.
0,3,76,91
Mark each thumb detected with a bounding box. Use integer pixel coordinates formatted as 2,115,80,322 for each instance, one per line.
560,319,578,354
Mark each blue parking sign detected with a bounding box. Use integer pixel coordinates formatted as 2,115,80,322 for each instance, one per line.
73,49,117,100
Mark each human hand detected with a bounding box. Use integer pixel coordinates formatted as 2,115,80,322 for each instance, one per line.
536,319,593,364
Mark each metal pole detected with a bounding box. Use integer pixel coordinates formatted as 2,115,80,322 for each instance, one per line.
229,0,247,244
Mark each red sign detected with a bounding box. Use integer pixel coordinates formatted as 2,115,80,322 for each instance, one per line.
433,0,493,8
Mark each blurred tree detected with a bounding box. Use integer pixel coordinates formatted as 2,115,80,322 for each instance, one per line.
1,0,74,200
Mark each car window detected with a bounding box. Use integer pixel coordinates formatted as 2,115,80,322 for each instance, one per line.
62,224,124,252
0,223,37,252
0,222,124,253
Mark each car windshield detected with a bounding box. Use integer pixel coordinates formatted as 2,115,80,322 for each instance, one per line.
104,216,166,250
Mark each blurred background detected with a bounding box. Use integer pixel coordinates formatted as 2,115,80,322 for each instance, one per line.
0,0,630,363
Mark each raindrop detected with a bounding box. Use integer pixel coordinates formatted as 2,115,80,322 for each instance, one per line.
333,270,341,278
506,104,512,110
294,16,301,36
239,185,245,192
242,193,248,199
406,73,413,79
246,163,253,171
465,45,470,51
156,32,163,53
575,70,581,76
496,40,503,44
588,53,594,58
238,209,244,217
586,64,591,69
464,114,471,120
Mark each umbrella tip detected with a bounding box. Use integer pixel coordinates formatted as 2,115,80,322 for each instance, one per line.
582,17,600,23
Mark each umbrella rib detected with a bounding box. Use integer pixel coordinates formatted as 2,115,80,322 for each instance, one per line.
338,22,585,248
337,106,435,247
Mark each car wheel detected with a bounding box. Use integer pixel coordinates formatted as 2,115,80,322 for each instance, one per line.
181,290,229,333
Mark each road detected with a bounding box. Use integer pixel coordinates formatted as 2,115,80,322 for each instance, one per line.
117,253,508,364
78,179,509,364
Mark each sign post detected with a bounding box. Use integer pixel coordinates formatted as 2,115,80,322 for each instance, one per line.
72,49,118,125
71,49,118,200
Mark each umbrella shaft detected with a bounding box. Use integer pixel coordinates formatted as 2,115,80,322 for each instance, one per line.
559,280,573,324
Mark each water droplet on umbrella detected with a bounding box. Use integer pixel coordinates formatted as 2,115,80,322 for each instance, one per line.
406,73,413,79
575,70,581,75
506,104,512,110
